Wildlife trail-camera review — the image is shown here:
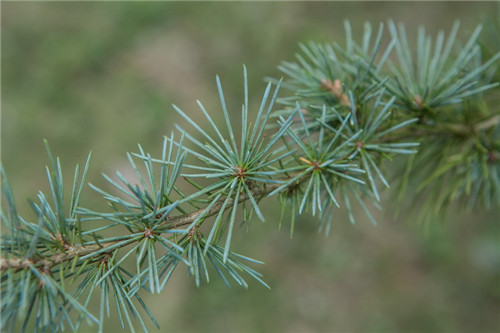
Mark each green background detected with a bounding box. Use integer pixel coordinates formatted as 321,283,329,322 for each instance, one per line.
2,2,499,332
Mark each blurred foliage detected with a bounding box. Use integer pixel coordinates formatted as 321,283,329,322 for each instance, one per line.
2,2,499,333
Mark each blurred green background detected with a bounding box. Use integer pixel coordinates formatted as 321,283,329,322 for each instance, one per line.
2,2,500,332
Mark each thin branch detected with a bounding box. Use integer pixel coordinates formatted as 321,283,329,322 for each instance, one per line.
0,181,286,272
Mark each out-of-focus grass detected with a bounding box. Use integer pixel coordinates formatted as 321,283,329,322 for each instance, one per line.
2,2,499,332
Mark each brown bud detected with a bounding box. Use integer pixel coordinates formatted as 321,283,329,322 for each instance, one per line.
320,78,351,107
414,95,424,109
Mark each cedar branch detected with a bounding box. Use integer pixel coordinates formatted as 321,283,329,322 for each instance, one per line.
0,181,286,272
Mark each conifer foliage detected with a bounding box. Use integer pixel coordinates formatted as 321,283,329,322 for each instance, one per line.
1,20,499,332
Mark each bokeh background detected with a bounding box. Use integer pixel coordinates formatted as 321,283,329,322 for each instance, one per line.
2,2,500,332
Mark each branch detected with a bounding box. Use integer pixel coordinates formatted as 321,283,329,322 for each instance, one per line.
444,114,500,134
0,181,286,272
